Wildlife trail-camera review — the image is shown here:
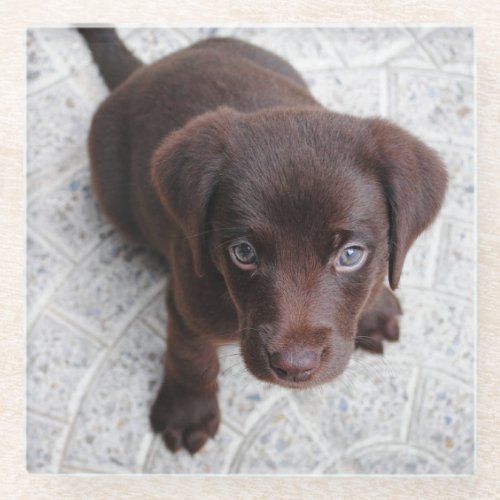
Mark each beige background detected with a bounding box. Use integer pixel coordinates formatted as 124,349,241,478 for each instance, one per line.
1,0,498,498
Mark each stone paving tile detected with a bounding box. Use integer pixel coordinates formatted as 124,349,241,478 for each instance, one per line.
62,319,164,472
324,443,451,474
51,234,166,344
229,399,328,474
420,28,474,75
434,220,475,301
387,289,474,381
290,363,415,453
27,29,61,93
32,28,94,78
399,221,441,289
387,42,436,70
408,370,474,473
304,68,382,117
389,69,473,145
27,312,104,419
139,290,168,337
215,27,345,71
27,412,68,473
217,344,283,434
27,77,97,176
28,167,113,261
27,231,72,324
409,27,437,40
122,28,193,64
434,146,475,222
322,27,414,67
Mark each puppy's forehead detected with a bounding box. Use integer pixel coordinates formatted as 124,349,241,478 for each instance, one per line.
221,137,385,234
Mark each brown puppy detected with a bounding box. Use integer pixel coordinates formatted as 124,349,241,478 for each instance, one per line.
79,28,447,455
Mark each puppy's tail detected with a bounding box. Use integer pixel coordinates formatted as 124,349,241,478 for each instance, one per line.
77,27,143,90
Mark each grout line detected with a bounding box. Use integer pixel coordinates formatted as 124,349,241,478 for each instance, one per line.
56,284,169,471
26,232,76,330
140,317,167,341
28,224,78,265
227,397,286,473
399,366,420,442
286,396,331,460
404,367,423,446
27,407,68,425
140,434,158,473
379,66,389,118
136,431,156,473
46,303,111,347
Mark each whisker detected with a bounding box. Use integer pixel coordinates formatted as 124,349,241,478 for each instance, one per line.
222,362,243,376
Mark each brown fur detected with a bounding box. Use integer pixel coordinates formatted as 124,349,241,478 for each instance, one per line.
80,29,448,454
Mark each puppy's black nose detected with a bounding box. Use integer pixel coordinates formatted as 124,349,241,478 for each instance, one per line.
269,349,320,382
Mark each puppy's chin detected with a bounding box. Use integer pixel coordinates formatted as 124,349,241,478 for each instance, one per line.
239,332,355,389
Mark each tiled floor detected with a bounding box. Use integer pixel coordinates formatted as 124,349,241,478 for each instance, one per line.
26,27,475,474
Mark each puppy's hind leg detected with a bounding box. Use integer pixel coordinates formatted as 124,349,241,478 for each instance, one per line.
87,96,144,243
356,287,402,354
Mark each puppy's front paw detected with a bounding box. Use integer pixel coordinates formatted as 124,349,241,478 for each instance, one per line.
356,288,402,354
150,378,220,454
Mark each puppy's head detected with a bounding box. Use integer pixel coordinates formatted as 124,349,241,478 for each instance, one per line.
152,107,447,388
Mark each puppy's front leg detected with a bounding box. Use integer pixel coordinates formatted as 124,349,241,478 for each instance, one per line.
150,291,220,454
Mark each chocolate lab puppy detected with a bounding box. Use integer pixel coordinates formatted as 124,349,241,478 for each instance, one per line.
78,28,447,454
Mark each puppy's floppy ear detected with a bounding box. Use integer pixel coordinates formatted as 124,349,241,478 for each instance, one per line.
151,107,238,277
367,119,448,290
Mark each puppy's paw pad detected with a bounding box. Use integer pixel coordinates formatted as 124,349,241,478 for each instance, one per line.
150,379,220,455
163,428,182,452
184,428,210,455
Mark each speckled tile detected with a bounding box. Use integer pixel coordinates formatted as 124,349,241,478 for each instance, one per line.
230,400,327,473
27,77,96,175
408,370,474,473
387,289,474,381
62,320,164,472
399,221,441,289
322,28,414,67
28,167,113,261
214,28,344,70
420,28,474,75
28,312,104,419
408,27,437,39
51,233,166,343
324,443,451,474
144,424,242,474
389,69,473,145
304,68,382,116
434,146,475,222
388,43,436,70
27,412,68,473
122,28,192,64
434,220,474,300
27,29,61,93
139,290,167,337
27,231,72,324
34,28,93,78
290,364,415,453
217,344,282,434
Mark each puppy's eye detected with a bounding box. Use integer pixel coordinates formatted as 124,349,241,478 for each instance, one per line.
230,242,258,270
336,246,366,270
